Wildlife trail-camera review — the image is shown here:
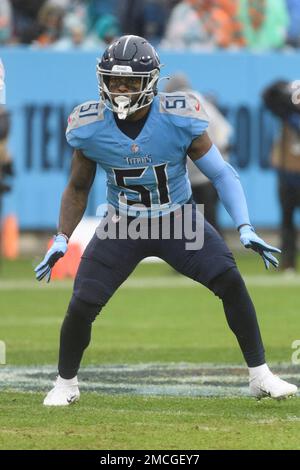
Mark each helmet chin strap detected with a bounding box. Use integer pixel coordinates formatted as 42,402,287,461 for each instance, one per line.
114,95,131,120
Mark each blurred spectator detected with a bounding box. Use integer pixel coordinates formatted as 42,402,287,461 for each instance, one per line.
0,0,12,45
190,0,245,48
88,0,119,31
239,0,289,49
162,1,210,49
53,11,119,50
92,14,120,46
35,2,65,47
286,0,300,48
118,0,146,38
263,80,300,272
164,73,232,230
10,0,47,44
47,0,73,8
143,0,171,45
52,15,89,50
162,0,245,50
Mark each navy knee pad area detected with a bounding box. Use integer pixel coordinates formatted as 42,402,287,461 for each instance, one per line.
208,267,246,300
67,295,102,323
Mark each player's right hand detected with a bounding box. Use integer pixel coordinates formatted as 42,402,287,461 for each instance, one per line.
34,234,68,282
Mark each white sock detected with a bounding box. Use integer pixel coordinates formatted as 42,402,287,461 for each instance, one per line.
248,363,271,380
56,375,78,386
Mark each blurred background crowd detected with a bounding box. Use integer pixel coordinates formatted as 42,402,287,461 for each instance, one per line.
0,0,300,51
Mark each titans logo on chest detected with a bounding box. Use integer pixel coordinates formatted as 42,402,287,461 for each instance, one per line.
124,155,153,165
123,143,153,165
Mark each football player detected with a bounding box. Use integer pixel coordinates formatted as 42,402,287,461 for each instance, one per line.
35,36,297,405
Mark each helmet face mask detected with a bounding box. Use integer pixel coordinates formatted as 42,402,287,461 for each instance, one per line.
97,35,161,119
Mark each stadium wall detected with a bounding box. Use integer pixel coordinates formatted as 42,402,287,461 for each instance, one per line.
1,47,300,229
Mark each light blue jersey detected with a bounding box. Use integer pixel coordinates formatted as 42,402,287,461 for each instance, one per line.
66,92,209,217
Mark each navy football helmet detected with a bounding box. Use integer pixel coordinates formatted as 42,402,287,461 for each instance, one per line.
97,35,161,119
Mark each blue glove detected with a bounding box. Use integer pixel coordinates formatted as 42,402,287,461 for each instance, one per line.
35,234,68,282
239,225,281,269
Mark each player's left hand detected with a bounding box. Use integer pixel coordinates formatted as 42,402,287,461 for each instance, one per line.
34,234,68,282
239,225,281,269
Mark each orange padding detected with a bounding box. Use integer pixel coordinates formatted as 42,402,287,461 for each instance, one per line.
1,214,19,259
47,240,82,279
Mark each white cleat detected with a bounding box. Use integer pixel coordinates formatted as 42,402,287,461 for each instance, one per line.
43,375,80,406
250,373,298,399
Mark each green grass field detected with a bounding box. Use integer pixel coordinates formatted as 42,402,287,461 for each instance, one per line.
0,254,300,450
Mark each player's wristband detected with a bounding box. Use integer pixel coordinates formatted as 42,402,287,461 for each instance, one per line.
56,232,69,243
237,223,253,232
